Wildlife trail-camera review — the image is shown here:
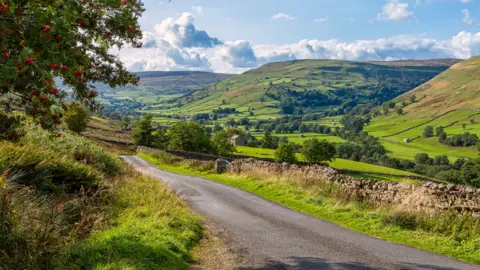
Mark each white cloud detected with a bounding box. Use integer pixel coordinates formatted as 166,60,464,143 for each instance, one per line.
215,41,258,69
118,12,480,74
313,17,328,23
376,1,413,21
271,13,296,21
192,6,203,16
461,0,473,3
154,12,221,48
462,9,473,24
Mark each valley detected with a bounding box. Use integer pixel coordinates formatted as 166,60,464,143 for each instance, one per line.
3,1,480,269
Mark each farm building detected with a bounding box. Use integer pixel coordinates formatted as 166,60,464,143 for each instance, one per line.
230,135,246,146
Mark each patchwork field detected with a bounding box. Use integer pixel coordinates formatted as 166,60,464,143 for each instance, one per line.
366,110,480,160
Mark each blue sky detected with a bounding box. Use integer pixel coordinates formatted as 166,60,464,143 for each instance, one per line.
117,0,480,73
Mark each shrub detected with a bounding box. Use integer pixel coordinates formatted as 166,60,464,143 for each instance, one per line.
212,130,236,157
302,138,336,164
423,126,434,138
64,102,90,133
168,122,214,154
274,142,298,164
133,114,154,146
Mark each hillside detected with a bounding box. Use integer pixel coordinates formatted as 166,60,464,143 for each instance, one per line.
96,71,234,104
162,59,458,119
399,56,480,117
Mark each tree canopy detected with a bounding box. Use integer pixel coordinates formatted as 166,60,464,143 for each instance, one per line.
0,0,144,129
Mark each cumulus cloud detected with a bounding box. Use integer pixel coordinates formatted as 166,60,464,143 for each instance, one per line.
376,0,413,21
313,17,328,23
117,11,480,74
462,9,473,24
271,13,296,21
155,12,221,48
216,41,258,68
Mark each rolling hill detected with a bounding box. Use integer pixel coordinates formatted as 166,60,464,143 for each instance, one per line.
162,59,459,118
399,56,480,117
365,56,480,161
96,71,234,104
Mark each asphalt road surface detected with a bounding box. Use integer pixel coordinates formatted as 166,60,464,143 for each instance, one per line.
121,156,479,270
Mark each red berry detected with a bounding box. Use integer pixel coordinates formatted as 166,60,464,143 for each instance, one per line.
77,19,85,25
40,119,46,125
49,88,58,95
61,65,67,72
55,35,62,41
51,114,57,119
55,133,62,137
74,70,83,77
39,97,48,103
34,51,39,56
0,6,9,13
32,90,40,96
2,51,8,58
50,63,59,69
89,90,96,96
41,25,49,31
127,25,133,31
17,64,22,69
25,57,33,64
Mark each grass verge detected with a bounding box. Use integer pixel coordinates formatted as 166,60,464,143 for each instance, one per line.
138,152,480,265
54,168,202,270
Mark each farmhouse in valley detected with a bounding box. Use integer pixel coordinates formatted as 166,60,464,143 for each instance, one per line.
230,135,246,146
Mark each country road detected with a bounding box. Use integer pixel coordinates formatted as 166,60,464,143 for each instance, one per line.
121,156,479,270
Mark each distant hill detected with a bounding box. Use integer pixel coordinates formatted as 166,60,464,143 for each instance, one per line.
95,71,234,104
399,56,480,118
170,59,459,117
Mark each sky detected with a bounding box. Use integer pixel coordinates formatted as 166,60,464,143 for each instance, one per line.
117,0,480,74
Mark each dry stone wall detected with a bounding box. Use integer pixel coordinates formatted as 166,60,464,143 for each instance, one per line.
229,159,480,215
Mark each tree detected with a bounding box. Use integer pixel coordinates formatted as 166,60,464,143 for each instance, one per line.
299,124,309,133
132,114,154,146
414,153,433,165
423,126,434,138
395,107,403,115
302,138,336,164
434,155,450,166
0,0,143,130
274,142,297,164
261,131,277,149
462,123,467,130
168,122,214,154
64,102,89,133
212,130,236,157
435,126,444,137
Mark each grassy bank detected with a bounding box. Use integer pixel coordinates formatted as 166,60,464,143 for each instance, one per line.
138,152,480,265
0,129,201,270
55,168,201,270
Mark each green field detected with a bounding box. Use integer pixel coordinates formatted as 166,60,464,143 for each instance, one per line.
366,110,480,160
252,132,345,144
235,146,417,176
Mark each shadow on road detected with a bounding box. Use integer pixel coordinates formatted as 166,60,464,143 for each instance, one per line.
236,257,464,270
236,257,375,270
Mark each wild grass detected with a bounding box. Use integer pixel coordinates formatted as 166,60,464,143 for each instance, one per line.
0,129,202,270
140,151,480,264
54,168,202,270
